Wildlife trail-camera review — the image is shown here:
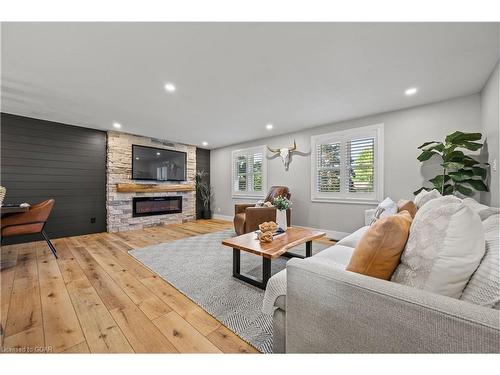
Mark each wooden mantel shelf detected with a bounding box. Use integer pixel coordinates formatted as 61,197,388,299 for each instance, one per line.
116,183,196,193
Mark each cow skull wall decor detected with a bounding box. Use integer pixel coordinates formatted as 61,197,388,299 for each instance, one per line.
267,140,297,170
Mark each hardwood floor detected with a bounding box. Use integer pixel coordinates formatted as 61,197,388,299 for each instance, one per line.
0,219,260,353
0,219,334,354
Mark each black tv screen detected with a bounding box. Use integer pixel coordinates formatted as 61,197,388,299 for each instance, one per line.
132,145,187,181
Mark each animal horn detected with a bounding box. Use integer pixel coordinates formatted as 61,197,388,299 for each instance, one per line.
267,145,280,153
289,139,297,151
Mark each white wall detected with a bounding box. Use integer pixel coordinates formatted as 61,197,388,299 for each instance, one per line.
480,62,500,207
211,94,482,233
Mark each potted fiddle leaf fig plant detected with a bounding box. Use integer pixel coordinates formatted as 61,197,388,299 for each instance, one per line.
414,131,489,197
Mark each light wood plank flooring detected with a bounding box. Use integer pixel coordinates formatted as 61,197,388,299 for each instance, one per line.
0,219,333,354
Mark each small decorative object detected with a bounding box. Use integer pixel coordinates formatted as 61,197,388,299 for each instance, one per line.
267,140,298,170
273,196,291,231
414,131,489,197
258,231,274,243
259,221,278,233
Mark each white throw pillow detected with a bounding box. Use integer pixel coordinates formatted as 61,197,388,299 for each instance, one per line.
369,197,398,224
414,188,441,209
462,198,500,221
392,196,485,298
460,214,499,307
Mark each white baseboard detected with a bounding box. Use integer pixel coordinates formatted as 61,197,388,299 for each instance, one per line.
210,214,350,241
295,226,350,241
212,214,233,221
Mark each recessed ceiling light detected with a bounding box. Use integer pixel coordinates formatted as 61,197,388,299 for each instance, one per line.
202,141,208,147
113,122,122,129
405,87,418,96
266,123,274,130
135,157,140,160
156,152,161,156
164,83,176,93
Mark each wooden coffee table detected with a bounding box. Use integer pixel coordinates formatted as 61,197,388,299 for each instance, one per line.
222,227,325,289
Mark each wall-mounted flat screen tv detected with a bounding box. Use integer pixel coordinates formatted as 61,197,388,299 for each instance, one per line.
132,145,187,181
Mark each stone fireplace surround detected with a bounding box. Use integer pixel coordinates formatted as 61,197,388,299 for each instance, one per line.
107,131,196,232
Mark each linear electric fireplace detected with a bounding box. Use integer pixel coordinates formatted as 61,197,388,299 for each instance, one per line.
132,196,183,217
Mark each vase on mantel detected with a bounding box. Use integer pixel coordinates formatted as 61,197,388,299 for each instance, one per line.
276,209,288,231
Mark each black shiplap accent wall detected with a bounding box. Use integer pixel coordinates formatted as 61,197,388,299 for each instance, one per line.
1,113,107,243
195,148,210,219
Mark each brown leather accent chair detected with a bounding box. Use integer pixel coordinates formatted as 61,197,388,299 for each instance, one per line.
1,199,58,258
233,186,291,235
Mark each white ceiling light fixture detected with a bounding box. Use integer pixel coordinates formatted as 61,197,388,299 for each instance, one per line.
405,87,418,96
202,141,208,147
266,123,274,130
156,152,161,156
164,83,176,93
113,122,122,129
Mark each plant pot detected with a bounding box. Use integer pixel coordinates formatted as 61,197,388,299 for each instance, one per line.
276,209,288,231
202,208,212,219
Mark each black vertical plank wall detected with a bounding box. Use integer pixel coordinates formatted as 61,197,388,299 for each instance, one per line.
1,113,107,244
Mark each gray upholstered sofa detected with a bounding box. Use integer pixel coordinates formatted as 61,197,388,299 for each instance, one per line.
264,225,500,353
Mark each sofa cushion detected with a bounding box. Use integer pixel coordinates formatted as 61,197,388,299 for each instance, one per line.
460,214,500,307
346,211,413,280
462,198,500,221
392,196,485,298
312,244,355,266
414,188,441,209
336,226,369,248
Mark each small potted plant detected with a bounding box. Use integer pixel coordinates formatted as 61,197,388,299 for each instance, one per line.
273,195,291,231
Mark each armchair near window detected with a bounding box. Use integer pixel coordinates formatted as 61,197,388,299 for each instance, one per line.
233,186,291,235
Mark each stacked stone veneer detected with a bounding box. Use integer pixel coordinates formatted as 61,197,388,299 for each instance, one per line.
107,131,196,232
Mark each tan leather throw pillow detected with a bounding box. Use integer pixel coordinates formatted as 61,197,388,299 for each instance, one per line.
346,210,413,280
397,199,417,218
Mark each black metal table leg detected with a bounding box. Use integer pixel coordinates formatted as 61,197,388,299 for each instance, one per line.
306,240,312,257
232,248,271,289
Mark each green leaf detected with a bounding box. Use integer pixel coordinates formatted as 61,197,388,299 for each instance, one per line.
472,166,487,179
442,162,465,170
418,141,439,149
444,150,465,161
455,184,474,196
459,141,483,151
445,131,482,144
464,179,488,192
413,187,431,196
443,184,454,195
417,150,438,162
448,170,474,182
429,175,450,189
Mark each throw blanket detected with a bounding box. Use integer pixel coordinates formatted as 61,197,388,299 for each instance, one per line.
262,269,287,314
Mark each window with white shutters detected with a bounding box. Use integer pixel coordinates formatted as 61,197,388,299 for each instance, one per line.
232,146,267,198
311,124,384,203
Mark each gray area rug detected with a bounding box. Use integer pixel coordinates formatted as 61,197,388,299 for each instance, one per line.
128,229,330,353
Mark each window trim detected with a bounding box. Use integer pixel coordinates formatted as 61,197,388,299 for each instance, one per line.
231,145,268,199
310,123,384,205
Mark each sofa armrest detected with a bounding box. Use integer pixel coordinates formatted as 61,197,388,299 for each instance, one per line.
286,258,500,353
234,203,256,215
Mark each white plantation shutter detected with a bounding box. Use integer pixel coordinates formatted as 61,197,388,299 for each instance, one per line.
311,124,383,203
232,146,267,197
316,142,341,192
346,137,375,193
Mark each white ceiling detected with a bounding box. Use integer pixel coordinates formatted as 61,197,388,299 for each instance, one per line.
1,22,498,149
